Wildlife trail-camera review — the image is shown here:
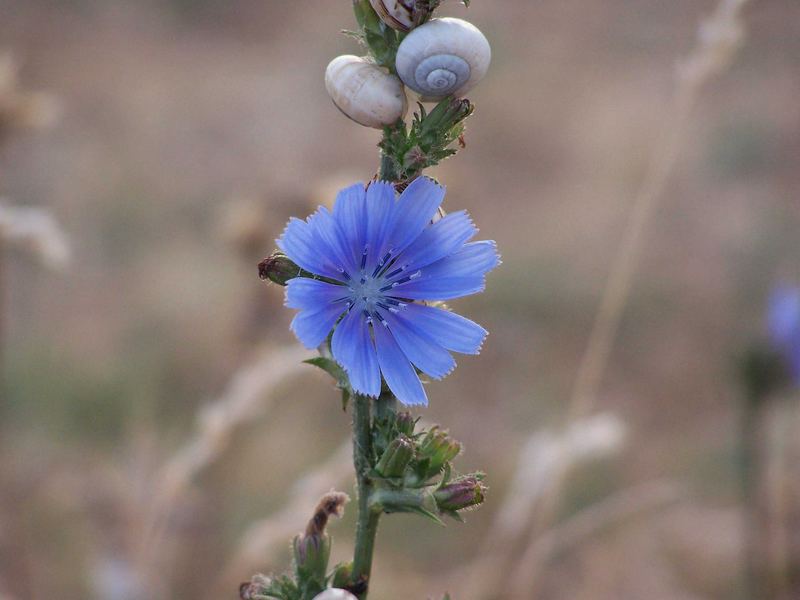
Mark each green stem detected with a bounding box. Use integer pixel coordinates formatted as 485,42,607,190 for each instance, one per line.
351,394,380,598
379,143,398,182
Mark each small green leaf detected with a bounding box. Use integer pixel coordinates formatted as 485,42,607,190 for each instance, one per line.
304,357,346,381
304,357,352,407
408,505,446,526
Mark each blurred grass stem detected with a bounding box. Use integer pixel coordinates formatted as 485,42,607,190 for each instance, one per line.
740,389,769,599
519,0,750,596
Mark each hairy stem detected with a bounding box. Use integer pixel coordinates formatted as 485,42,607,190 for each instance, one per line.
379,131,399,182
351,393,380,597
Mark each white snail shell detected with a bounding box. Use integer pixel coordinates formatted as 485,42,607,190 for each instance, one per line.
325,55,408,129
395,17,491,102
311,590,357,600
369,0,418,31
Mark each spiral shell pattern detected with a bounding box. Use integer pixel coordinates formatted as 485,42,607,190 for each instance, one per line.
395,17,491,101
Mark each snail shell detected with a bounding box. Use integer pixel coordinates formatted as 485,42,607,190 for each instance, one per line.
325,55,408,129
395,17,491,102
311,590,357,600
369,0,419,31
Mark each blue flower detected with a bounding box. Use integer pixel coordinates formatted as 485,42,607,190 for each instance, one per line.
277,177,499,406
767,284,800,385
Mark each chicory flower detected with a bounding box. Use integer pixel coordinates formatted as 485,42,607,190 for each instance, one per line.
278,177,499,406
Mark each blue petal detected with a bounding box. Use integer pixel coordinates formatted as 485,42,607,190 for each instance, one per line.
331,306,381,397
373,320,428,406
364,181,396,271
399,304,487,354
333,183,368,267
389,275,486,300
285,278,349,310
308,207,360,276
768,285,800,347
290,302,347,349
392,211,477,273
420,240,500,279
277,217,342,280
380,309,455,379
386,177,445,256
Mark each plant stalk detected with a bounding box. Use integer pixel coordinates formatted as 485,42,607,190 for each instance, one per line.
351,393,380,598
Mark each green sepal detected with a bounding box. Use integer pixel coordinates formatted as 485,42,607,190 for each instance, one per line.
379,98,475,183
241,574,300,600
330,562,353,589
401,504,446,526
292,533,331,596
375,434,415,478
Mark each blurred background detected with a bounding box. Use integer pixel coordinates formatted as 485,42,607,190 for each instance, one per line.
1,0,800,599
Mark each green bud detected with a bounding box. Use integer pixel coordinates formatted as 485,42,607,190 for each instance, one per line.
433,473,486,513
395,411,416,437
258,251,302,286
376,434,415,478
330,562,353,590
293,492,349,587
418,427,461,475
293,531,331,585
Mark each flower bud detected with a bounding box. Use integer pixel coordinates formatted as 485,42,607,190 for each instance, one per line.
293,533,331,587
395,411,416,437
293,492,349,584
418,427,461,475
330,562,352,590
258,251,302,286
375,434,415,478
433,474,486,513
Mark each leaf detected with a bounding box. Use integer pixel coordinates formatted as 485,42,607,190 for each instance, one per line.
402,504,446,526
304,358,350,390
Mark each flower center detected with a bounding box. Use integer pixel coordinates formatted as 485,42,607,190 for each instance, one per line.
348,275,386,311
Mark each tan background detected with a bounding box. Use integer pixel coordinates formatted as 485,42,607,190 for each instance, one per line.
1,1,800,599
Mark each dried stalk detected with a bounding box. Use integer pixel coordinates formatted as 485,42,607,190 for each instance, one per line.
212,439,353,598
136,345,310,590
455,414,626,598
508,480,686,597
519,1,751,596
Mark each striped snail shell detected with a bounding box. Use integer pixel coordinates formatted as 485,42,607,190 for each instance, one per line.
325,55,408,129
395,17,491,102
368,0,420,31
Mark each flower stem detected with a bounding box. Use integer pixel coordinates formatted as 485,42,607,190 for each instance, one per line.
379,143,398,182
351,393,380,598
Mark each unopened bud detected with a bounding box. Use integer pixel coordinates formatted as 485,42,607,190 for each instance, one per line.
418,427,461,475
293,532,331,585
376,435,415,478
434,474,486,513
330,562,352,590
293,492,349,583
395,411,416,437
258,251,302,286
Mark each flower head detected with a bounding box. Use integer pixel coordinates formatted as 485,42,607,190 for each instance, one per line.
767,284,800,385
278,177,499,406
